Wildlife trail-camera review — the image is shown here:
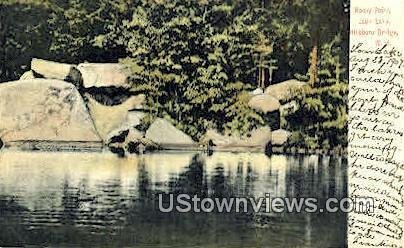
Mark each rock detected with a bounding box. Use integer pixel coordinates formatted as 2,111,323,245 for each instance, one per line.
203,126,272,150
108,128,144,146
251,88,264,95
78,63,131,88
264,79,308,101
108,128,158,155
271,129,291,146
108,129,130,144
126,135,159,154
0,79,102,150
248,94,280,113
85,94,145,141
203,130,232,147
125,111,145,128
247,127,272,148
19,70,36,80
104,111,145,143
31,58,81,83
145,118,195,148
126,128,144,142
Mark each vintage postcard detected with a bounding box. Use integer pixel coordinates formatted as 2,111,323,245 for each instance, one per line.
0,0,401,247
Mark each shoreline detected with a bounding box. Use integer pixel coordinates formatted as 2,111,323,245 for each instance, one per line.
0,141,347,157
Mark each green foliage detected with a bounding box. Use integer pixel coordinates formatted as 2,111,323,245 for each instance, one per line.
47,0,131,63
297,34,347,87
136,113,156,133
0,0,131,81
224,91,265,136
0,0,51,82
284,82,348,149
286,3,349,149
122,0,268,139
317,35,347,86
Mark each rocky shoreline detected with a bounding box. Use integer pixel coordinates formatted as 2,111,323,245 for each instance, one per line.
0,58,344,156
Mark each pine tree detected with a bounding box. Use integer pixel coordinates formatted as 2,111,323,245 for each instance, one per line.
122,0,267,138
285,35,349,149
0,0,51,82
47,0,130,63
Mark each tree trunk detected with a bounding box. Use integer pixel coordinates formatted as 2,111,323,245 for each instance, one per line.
258,54,266,89
257,66,261,88
308,45,318,87
261,67,266,89
309,31,319,87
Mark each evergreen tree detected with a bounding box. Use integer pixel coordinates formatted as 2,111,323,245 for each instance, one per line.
0,0,51,82
282,0,349,149
285,36,349,149
47,0,131,63
122,0,268,138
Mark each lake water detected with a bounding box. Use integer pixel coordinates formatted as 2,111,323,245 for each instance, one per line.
0,151,347,247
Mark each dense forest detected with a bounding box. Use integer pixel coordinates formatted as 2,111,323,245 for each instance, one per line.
0,0,349,150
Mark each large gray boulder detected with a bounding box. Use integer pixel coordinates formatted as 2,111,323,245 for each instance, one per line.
78,63,131,88
265,79,308,102
125,111,145,127
248,94,280,113
85,94,145,142
0,79,102,150
271,129,292,146
250,88,264,95
145,118,195,148
203,126,272,151
31,58,80,83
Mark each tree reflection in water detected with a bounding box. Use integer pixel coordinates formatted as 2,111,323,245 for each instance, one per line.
0,151,347,247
